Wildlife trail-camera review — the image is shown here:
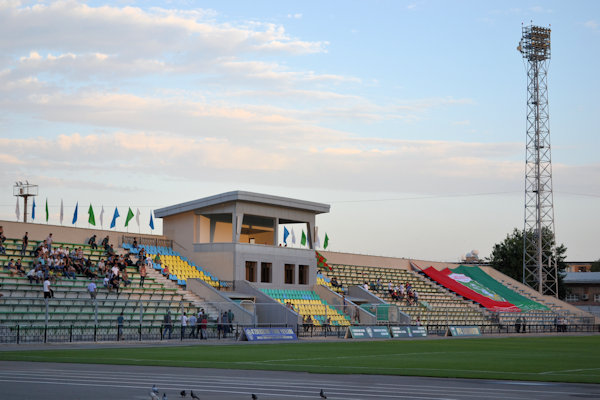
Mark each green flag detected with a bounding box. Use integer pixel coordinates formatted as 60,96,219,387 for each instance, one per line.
301,230,307,246
323,233,329,249
125,207,134,227
88,204,96,226
45,198,49,222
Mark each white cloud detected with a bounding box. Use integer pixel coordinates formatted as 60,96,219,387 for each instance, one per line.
584,20,598,30
452,120,471,126
0,132,549,197
0,2,326,57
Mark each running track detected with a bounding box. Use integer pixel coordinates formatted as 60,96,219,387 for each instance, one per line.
0,361,599,400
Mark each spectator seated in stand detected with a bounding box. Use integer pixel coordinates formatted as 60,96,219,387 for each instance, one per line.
109,273,120,294
121,269,132,287
101,235,110,250
27,266,40,284
330,277,341,288
88,234,98,250
14,259,25,276
162,264,170,277
6,258,24,277
97,258,106,275
65,264,77,279
106,244,116,257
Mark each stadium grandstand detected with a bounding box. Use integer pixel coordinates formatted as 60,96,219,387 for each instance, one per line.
0,190,596,343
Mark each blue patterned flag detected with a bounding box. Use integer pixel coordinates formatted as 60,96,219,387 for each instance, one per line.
110,207,120,229
283,227,289,244
72,202,78,224
149,212,155,230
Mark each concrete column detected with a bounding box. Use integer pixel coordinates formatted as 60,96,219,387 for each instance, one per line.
306,221,314,250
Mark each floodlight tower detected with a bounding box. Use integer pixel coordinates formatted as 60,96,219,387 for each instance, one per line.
13,181,38,223
518,24,558,297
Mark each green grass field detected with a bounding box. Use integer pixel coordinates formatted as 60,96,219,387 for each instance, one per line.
1,336,599,384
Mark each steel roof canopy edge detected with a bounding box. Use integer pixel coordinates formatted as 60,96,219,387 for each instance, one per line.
154,190,330,218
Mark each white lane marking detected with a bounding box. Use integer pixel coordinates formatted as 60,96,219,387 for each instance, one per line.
0,378,459,400
539,367,600,375
256,351,451,363
0,369,590,398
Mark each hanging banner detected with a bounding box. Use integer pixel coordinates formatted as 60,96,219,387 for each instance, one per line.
345,326,391,339
446,326,481,337
390,326,428,338
242,327,297,341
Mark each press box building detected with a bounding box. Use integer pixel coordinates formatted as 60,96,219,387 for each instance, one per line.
154,191,330,289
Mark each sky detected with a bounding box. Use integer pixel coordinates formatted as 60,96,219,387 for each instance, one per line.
0,0,598,262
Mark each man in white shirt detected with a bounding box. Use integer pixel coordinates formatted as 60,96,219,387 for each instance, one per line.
43,278,52,299
180,312,188,338
87,281,97,300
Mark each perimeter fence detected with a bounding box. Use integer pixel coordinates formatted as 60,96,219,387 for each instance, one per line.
1,321,597,344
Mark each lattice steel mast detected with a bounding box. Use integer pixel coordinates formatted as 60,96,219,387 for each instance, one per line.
518,24,557,297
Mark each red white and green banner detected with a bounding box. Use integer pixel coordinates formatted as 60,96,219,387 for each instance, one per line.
315,251,332,271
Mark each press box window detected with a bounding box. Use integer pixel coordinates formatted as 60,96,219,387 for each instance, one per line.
284,264,295,284
260,262,272,283
245,261,257,282
299,265,309,285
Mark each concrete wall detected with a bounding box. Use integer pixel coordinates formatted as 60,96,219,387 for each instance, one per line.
412,260,459,271
322,251,413,270
314,285,376,325
162,211,195,253
235,280,301,330
231,244,316,288
0,220,166,247
186,279,254,325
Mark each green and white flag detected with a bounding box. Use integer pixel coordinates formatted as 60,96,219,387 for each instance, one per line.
300,230,307,246
323,233,329,249
125,207,135,227
88,204,96,226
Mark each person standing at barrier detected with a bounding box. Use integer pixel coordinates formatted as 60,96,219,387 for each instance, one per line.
227,309,234,333
515,316,522,333
117,311,124,341
220,311,229,337
188,313,197,339
200,313,208,340
521,316,527,333
196,309,204,338
180,312,188,339
163,311,173,339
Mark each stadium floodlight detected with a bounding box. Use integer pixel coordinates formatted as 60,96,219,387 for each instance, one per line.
13,181,38,223
519,24,557,297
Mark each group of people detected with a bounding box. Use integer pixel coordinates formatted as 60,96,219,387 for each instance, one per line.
388,281,419,305
3,230,153,300
514,316,528,333
359,279,419,305
162,309,232,340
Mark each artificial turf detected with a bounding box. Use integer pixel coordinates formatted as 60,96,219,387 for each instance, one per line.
1,336,599,384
